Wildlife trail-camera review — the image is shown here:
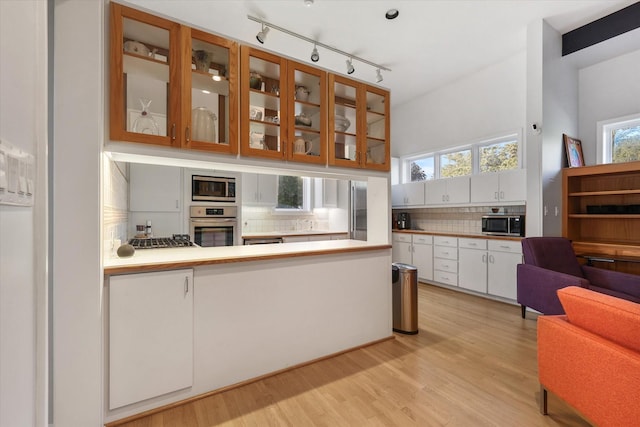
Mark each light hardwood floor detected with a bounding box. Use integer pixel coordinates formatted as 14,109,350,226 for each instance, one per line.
113,283,590,427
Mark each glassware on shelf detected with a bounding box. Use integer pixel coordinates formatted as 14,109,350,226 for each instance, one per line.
131,98,160,135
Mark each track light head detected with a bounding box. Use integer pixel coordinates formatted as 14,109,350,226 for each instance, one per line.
256,24,269,44
376,68,383,83
310,45,319,62
346,58,355,75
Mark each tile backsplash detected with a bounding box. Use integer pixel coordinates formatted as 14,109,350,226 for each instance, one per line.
393,205,526,234
103,157,129,254
242,206,332,233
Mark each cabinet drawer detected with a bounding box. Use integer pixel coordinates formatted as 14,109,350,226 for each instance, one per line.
458,238,487,250
434,258,457,273
488,240,522,253
412,235,433,245
434,245,457,260
434,270,458,286
393,233,412,243
433,236,457,247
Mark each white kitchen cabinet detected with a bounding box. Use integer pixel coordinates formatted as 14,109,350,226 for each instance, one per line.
282,235,310,243
470,169,526,203
314,178,338,208
433,236,458,286
424,176,470,205
412,235,433,281
129,163,181,212
109,269,193,409
391,181,425,207
392,233,433,281
487,240,522,300
242,173,277,206
392,233,413,265
458,238,488,293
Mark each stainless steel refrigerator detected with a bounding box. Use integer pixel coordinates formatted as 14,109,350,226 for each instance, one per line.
350,181,367,241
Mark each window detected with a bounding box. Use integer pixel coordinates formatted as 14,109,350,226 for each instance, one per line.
409,156,434,182
440,149,471,178
600,114,640,164
479,139,518,173
276,176,311,211
400,131,521,183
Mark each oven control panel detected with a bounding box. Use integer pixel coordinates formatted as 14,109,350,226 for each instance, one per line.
190,205,237,218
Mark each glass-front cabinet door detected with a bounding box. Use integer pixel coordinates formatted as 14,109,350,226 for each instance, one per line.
110,3,181,147
329,74,360,168
363,85,390,171
286,61,326,164
184,28,238,154
240,46,287,160
329,74,390,170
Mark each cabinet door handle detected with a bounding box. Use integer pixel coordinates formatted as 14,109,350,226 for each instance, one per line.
171,123,176,141
482,254,487,263
176,200,179,209
494,191,499,200
489,254,495,264
500,191,505,199
185,126,190,144
184,276,189,296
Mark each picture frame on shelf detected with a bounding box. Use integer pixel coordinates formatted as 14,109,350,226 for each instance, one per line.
564,134,585,167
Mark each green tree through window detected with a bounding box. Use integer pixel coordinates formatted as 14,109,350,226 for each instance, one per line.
612,127,640,163
277,176,304,209
479,140,518,172
440,150,471,177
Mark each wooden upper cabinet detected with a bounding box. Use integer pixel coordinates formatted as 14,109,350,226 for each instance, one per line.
240,46,287,160
286,60,327,165
183,28,238,154
109,3,238,154
328,74,390,171
240,46,327,164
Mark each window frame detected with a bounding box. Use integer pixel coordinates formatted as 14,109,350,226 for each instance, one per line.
597,113,640,164
273,176,312,214
400,131,522,184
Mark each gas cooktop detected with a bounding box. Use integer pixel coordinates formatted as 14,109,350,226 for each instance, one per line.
128,234,194,249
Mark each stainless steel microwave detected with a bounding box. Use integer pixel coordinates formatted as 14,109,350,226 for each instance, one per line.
192,175,236,202
481,215,525,237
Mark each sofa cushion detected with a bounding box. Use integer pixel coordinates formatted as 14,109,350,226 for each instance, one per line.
558,286,640,354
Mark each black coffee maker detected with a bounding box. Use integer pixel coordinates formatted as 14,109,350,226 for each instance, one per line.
397,212,411,230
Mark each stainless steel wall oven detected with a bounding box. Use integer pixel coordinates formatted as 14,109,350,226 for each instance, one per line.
189,205,237,247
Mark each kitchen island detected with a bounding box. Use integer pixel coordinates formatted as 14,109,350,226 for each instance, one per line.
103,240,392,424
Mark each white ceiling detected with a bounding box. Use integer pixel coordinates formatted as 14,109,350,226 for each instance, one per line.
126,0,638,107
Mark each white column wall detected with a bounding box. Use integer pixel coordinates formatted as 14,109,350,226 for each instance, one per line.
53,0,104,425
0,1,48,426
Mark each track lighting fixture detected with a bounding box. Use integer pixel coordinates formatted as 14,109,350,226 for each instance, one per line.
346,58,355,75
247,15,391,81
310,44,319,62
256,24,269,44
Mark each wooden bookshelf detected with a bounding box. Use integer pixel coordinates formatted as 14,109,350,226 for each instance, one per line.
563,161,640,274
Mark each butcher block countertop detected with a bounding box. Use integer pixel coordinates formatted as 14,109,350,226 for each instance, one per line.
104,240,390,276
392,229,523,242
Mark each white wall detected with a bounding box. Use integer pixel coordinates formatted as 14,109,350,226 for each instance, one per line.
53,0,104,425
541,21,579,236
579,48,640,164
391,52,526,157
0,1,48,426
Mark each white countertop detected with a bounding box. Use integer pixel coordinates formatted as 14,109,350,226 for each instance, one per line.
104,239,390,274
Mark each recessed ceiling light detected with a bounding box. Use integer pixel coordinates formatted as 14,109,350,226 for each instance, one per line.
385,9,399,20
304,0,314,6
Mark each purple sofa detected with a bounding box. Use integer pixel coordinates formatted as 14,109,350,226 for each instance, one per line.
516,237,640,318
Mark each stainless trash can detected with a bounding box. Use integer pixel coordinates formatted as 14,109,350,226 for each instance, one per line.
392,262,418,334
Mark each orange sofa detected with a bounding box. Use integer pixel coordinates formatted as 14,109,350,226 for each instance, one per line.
538,286,640,426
